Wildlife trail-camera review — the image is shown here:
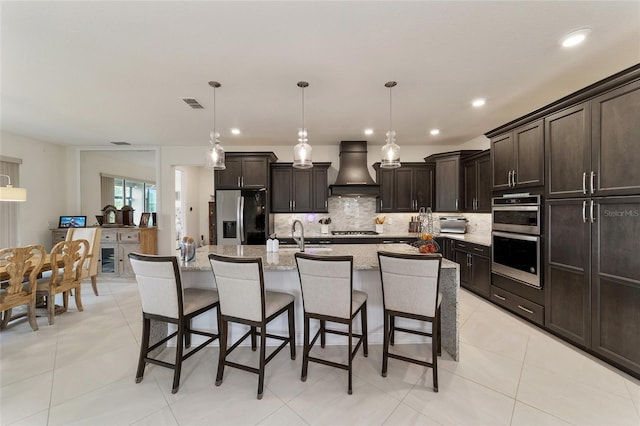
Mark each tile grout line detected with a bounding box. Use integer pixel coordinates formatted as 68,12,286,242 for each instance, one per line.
509,329,531,425
47,311,61,426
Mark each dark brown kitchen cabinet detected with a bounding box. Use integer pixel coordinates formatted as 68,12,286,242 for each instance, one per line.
490,120,544,192
591,79,640,197
463,150,491,212
545,102,591,198
435,155,461,212
546,198,591,348
453,240,491,298
546,196,640,375
373,163,434,213
214,153,277,189
270,163,330,213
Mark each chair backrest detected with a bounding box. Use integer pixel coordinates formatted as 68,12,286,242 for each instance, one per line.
49,239,89,289
129,253,183,319
66,227,102,277
208,254,264,322
0,245,46,309
377,251,442,318
295,253,353,319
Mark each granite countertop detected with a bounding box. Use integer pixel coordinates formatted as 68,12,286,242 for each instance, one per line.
298,231,491,247
181,244,459,272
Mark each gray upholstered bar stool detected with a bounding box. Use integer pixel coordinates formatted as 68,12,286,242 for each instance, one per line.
208,253,296,400
377,251,442,392
129,253,220,394
294,252,368,395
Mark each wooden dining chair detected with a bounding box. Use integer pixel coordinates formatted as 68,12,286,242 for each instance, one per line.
0,245,46,331
36,239,89,325
65,227,102,296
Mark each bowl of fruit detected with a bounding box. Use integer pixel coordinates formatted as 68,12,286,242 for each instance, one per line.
410,233,440,254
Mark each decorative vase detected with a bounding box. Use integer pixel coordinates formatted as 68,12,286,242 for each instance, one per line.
375,224,384,234
321,224,329,234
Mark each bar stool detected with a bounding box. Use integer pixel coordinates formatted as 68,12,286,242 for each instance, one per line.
128,253,220,394
294,252,368,395
377,251,442,392
208,253,296,400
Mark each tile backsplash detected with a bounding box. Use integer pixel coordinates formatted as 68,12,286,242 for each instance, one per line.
272,196,491,237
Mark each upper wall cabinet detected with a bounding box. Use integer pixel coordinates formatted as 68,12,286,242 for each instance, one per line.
270,163,330,213
214,153,278,189
546,79,640,198
373,162,434,213
424,150,481,213
463,150,491,212
490,120,544,192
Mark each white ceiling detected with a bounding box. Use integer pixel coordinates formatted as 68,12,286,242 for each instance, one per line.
2,1,639,151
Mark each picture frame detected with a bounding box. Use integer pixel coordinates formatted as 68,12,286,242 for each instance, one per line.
139,212,151,228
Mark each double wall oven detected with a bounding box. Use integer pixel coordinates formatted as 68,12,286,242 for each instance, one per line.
491,195,542,288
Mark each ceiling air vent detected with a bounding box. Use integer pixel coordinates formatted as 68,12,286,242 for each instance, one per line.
110,141,131,146
181,98,204,109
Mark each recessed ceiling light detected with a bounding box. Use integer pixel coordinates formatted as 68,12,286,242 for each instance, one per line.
230,128,241,135
430,129,440,136
472,98,486,108
562,28,591,48
364,128,374,136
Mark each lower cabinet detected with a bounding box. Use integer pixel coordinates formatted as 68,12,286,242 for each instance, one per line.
453,240,491,298
546,196,640,376
98,227,157,277
490,285,545,325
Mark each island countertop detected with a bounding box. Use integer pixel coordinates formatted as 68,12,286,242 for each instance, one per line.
181,243,459,272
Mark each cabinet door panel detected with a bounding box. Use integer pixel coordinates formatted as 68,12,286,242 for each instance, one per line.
241,157,269,187
413,166,434,210
378,168,394,212
471,255,491,297
491,133,512,190
476,155,492,212
513,120,544,188
546,103,590,198
463,162,476,211
395,168,414,211
436,157,460,212
546,199,591,347
592,80,640,196
292,169,313,212
271,168,292,212
119,244,140,277
455,251,470,287
312,167,329,212
215,157,242,188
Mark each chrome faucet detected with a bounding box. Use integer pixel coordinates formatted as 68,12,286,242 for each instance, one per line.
291,219,305,252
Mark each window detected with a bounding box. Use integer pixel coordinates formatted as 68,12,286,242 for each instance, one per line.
101,174,156,224
0,157,22,248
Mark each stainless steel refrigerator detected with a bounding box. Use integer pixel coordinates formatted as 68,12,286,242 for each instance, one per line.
216,188,267,245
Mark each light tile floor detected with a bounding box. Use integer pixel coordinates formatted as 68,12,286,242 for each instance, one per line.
1,279,639,425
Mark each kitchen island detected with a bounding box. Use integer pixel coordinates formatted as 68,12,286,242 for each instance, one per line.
180,243,461,360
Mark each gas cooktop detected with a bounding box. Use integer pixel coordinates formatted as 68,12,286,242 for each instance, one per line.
331,230,379,236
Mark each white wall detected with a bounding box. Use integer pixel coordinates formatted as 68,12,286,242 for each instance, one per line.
0,131,70,248
80,150,156,221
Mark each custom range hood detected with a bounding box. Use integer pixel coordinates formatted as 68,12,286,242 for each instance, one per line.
329,141,380,196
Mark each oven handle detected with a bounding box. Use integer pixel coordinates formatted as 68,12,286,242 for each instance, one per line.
492,231,540,242
491,205,540,211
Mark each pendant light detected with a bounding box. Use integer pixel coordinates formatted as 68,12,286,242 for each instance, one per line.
293,81,313,169
0,174,27,202
380,81,401,168
205,81,225,170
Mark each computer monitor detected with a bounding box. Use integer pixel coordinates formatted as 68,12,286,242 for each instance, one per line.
58,216,87,228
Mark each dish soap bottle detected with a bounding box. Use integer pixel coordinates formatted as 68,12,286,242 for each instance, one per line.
273,234,279,252
267,234,274,252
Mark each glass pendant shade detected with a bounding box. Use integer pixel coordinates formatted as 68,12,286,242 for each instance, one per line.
293,128,313,169
293,81,313,169
380,81,401,168
380,130,401,168
205,81,225,170
205,131,226,170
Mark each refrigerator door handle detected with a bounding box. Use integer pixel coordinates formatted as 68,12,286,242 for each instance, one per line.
239,196,245,243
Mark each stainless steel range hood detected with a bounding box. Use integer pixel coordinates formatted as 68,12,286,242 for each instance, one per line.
329,141,380,196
